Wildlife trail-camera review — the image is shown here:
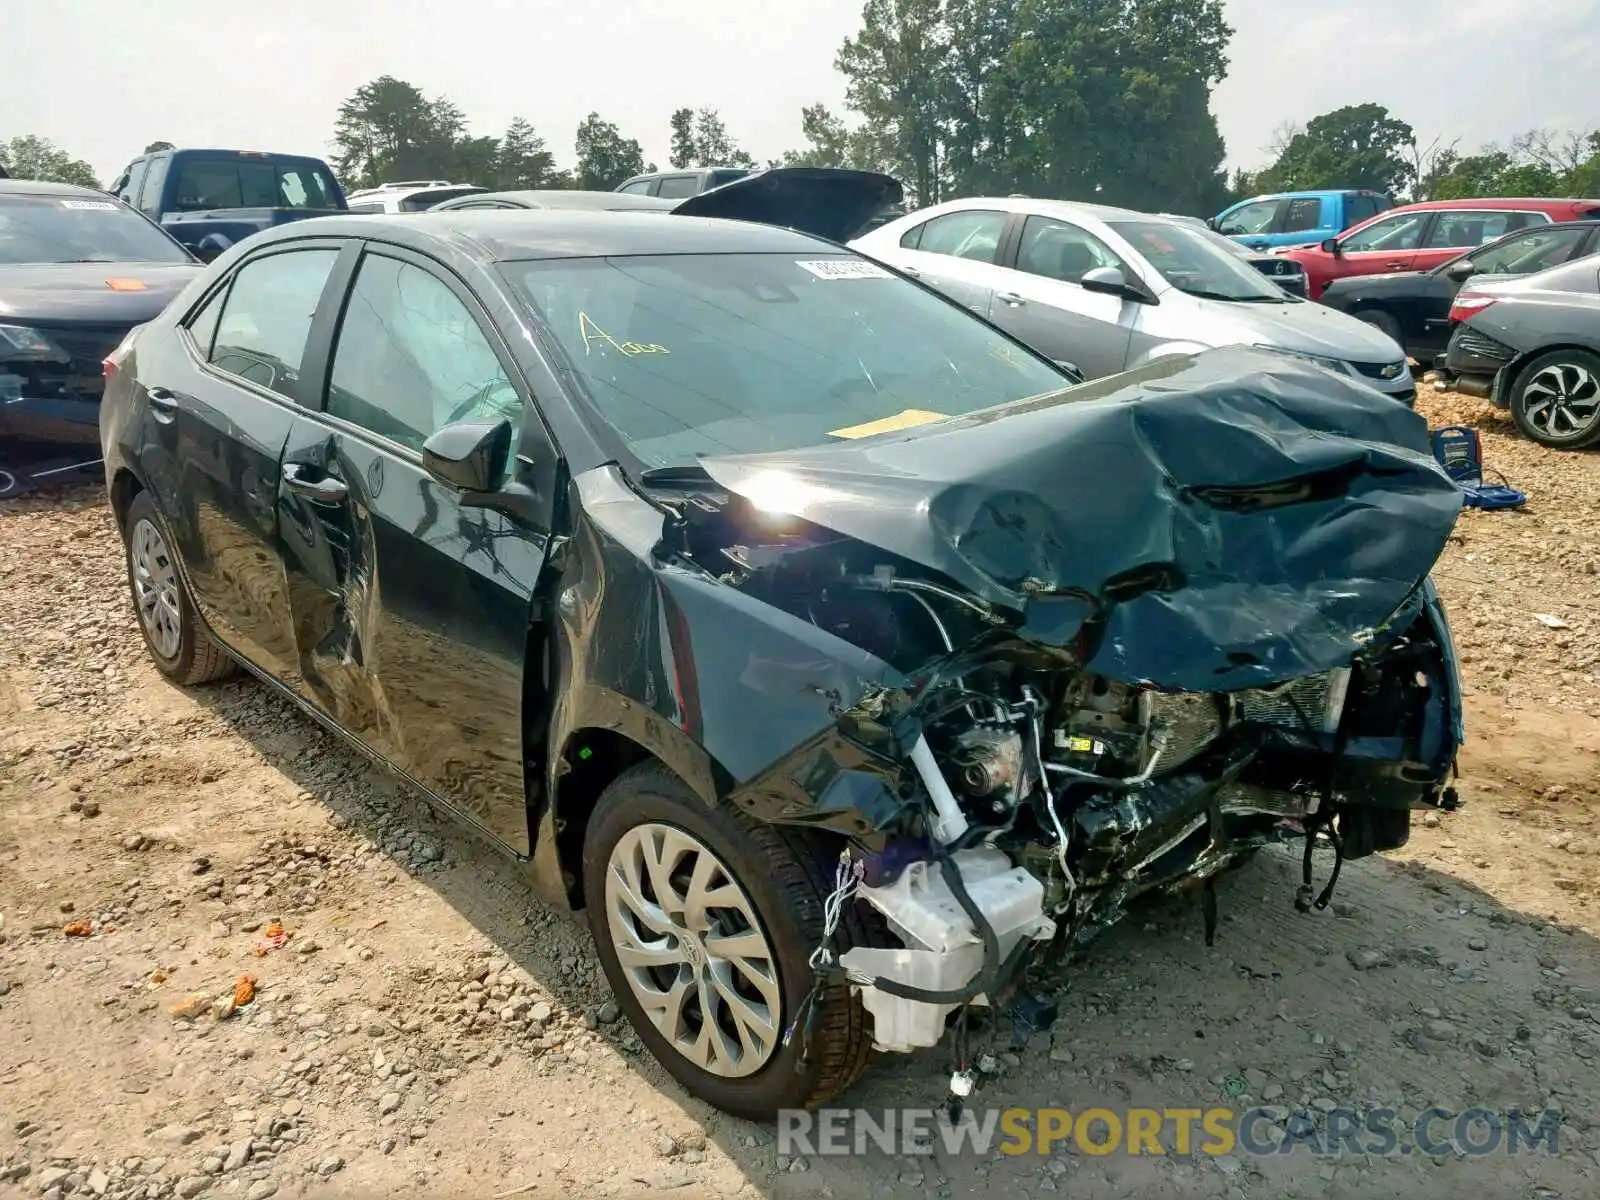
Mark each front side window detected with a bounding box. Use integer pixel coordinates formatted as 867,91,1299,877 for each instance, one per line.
617,180,656,195
0,193,190,264
116,160,148,207
1109,220,1290,302
171,158,340,211
910,210,1006,263
1015,216,1128,283
1340,211,1430,253
1216,199,1280,236
208,248,339,400
327,254,522,456
1467,226,1591,275
507,252,1069,468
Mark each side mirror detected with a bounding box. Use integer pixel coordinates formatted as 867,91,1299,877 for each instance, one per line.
1052,359,1085,384
1080,265,1143,301
422,419,511,493
1444,260,1478,282
1319,238,1340,255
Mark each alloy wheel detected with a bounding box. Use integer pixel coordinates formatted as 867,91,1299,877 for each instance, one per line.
1521,361,1600,440
603,822,783,1078
130,517,183,660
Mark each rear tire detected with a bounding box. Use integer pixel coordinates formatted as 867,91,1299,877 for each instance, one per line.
122,491,237,685
582,763,875,1119
1508,349,1600,449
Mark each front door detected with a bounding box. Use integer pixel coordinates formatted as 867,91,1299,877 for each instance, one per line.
140,240,348,682
275,245,553,851
1332,209,1433,279
985,213,1135,378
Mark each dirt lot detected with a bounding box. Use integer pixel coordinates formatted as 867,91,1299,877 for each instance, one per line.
3,387,1600,1200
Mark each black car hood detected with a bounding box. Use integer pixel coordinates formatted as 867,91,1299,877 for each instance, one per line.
0,262,201,323
697,347,1464,693
671,168,905,244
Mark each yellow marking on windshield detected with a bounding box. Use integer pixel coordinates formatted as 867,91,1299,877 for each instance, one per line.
828,409,948,439
579,312,670,357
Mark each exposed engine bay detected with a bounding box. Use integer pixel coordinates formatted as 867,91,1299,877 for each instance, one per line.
660,480,1461,1061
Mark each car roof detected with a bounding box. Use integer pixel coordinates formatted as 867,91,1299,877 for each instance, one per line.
1386,196,1600,213
246,209,836,262
435,190,678,211
0,178,110,198
926,195,1180,226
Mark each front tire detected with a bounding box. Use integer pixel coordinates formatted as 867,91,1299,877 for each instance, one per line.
1509,349,1600,449
122,491,236,685
1353,308,1405,350
582,764,874,1119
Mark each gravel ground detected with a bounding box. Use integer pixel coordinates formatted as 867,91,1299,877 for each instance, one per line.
2,388,1599,1199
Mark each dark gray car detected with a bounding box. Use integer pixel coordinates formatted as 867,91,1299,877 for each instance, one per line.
1443,252,1600,448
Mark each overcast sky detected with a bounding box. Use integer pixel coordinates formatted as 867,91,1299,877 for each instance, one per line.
2,0,1592,187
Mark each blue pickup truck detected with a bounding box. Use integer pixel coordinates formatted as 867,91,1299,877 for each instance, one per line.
107,148,347,260
1211,189,1393,251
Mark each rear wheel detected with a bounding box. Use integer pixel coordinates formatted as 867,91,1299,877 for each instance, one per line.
582,763,874,1119
122,491,236,685
1508,349,1600,449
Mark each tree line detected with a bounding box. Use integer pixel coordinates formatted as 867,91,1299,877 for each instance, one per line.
5,0,1599,211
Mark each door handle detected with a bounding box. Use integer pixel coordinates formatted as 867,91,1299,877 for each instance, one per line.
996,291,1026,306
281,462,349,505
147,387,178,412
1384,261,1407,269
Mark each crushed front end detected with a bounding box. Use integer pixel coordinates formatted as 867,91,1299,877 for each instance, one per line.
646,348,1465,1086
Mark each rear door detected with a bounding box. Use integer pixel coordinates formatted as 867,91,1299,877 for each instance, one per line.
985,213,1137,377
886,208,1009,314
1263,195,1329,249
140,238,351,682
1413,209,1550,272
274,243,554,851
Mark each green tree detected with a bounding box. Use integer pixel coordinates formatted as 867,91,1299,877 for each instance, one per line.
332,76,469,188
780,103,902,175
835,0,947,203
496,117,558,189
0,135,99,188
1256,103,1416,196
665,108,756,168
574,113,649,190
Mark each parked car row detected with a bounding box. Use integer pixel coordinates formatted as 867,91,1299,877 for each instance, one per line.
93,165,1467,1120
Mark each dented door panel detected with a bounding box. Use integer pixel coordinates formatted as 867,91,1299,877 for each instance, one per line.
276,416,545,851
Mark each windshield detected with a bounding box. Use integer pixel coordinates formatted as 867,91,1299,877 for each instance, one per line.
0,193,191,264
170,158,340,211
1110,219,1293,302
508,252,1070,468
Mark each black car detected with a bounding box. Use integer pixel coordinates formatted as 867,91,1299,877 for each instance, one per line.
1321,220,1600,360
1443,252,1600,448
100,175,1466,1119
1163,215,1308,297
0,179,200,496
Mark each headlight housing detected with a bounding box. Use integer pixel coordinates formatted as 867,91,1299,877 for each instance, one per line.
1253,344,1346,374
0,323,69,364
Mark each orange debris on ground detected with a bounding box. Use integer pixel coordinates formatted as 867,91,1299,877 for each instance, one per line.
62,920,92,937
233,974,257,1007
250,919,291,956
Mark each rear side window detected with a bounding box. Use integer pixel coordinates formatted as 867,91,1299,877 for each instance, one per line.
326,253,522,457
1423,211,1540,249
1344,194,1386,226
184,285,227,358
655,176,701,199
172,158,340,211
909,210,1007,263
207,248,340,401
1281,197,1323,232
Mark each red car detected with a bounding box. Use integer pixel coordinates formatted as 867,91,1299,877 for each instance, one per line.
1284,198,1600,300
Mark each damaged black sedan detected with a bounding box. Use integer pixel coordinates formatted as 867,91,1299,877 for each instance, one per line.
101,174,1466,1120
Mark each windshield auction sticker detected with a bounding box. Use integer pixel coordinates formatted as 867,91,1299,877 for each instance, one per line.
796,259,894,281
59,200,119,211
